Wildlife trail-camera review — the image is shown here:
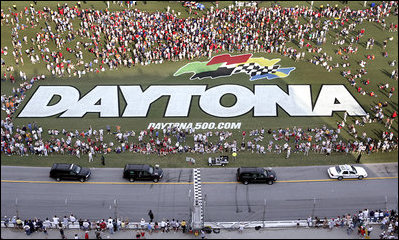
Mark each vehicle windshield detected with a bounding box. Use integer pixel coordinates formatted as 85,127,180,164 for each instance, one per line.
350,165,357,173
72,165,81,174
149,167,154,174
335,166,341,173
264,170,269,176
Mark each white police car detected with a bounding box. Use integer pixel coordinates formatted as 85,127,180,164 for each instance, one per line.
327,164,368,180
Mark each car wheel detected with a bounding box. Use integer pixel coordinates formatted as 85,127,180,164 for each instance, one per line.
129,178,135,182
80,178,85,182
338,176,343,181
243,181,249,185
221,164,225,167
267,180,274,185
56,177,61,182
153,178,159,183
208,163,212,166
358,176,364,180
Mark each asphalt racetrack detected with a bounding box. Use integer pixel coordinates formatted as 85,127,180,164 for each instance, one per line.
1,163,397,222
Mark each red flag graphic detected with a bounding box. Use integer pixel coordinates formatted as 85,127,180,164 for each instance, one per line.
206,54,252,66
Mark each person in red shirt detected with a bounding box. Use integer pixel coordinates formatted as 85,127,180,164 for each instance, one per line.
392,111,397,119
100,220,106,230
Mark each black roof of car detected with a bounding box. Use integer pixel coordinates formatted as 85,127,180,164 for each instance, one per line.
238,167,264,173
124,164,151,171
51,163,73,171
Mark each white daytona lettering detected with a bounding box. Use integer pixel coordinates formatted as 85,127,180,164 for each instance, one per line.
18,85,366,118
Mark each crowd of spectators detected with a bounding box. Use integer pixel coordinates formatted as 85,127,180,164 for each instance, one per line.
3,213,190,238
3,208,397,238
1,2,398,159
1,121,398,158
0,1,398,77
309,208,398,239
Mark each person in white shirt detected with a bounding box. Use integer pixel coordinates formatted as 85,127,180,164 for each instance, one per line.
53,215,59,227
140,218,146,229
43,218,51,228
24,224,31,235
83,220,90,230
107,221,114,234
70,214,76,224
116,218,121,231
363,209,369,220
367,225,373,237
379,211,385,221
160,220,166,232
307,216,312,227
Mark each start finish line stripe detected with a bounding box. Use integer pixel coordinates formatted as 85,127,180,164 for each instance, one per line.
1,177,397,185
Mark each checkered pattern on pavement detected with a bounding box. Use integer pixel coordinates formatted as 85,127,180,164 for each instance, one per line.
193,168,204,221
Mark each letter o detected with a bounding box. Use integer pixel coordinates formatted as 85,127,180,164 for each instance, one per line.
199,85,254,117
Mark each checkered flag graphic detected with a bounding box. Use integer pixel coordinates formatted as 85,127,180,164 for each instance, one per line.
233,63,280,77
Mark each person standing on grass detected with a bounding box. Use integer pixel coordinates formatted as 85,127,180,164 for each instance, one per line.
356,153,362,163
286,147,291,159
88,151,93,162
101,154,105,166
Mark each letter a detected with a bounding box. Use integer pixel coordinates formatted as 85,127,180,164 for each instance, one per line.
18,86,80,117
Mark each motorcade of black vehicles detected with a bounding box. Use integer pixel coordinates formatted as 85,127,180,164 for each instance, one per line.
123,164,164,182
49,163,91,182
236,167,277,185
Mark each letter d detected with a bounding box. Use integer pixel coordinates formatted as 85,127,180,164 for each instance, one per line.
18,86,79,117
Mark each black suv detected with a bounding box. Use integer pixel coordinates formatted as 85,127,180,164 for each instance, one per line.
49,163,91,182
236,167,277,185
123,164,164,182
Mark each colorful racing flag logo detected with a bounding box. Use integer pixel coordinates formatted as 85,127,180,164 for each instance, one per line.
174,54,295,81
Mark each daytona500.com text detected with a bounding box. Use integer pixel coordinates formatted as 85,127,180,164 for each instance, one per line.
147,122,241,130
